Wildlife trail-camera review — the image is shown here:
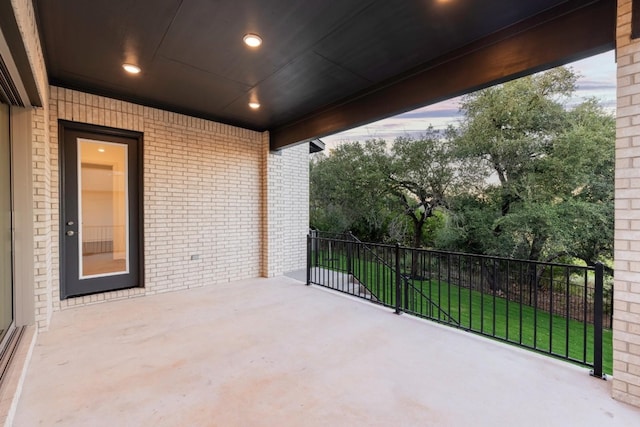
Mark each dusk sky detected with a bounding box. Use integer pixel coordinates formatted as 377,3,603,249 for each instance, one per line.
321,50,616,150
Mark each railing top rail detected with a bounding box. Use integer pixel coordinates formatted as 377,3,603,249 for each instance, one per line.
401,247,598,271
309,234,598,271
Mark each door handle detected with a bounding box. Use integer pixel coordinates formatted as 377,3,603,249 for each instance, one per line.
66,230,75,236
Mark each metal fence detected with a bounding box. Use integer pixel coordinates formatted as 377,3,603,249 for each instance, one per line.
307,233,610,378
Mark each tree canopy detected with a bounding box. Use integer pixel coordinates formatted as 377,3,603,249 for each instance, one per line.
310,66,614,266
310,139,393,241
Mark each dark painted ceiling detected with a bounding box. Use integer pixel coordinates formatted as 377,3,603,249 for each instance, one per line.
35,0,615,148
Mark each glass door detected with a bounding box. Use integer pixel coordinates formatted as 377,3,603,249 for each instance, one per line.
78,139,129,278
0,103,12,342
60,123,140,298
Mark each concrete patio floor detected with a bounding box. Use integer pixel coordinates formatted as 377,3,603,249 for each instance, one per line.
13,276,640,426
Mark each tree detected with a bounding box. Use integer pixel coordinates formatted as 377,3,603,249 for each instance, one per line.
447,67,614,266
548,99,615,270
456,67,576,222
309,140,395,241
388,129,481,248
310,132,471,246
310,66,614,272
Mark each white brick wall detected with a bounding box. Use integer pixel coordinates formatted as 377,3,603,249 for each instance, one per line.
32,108,52,330
280,143,309,273
265,148,285,277
614,0,640,408
262,143,310,276
48,86,266,310
38,87,310,322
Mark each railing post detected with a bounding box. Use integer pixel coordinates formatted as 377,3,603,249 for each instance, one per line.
314,231,319,267
347,231,353,277
395,243,402,315
610,287,614,330
404,266,410,312
306,234,311,286
591,262,605,379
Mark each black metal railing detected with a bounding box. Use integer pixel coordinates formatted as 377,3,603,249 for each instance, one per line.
307,233,612,378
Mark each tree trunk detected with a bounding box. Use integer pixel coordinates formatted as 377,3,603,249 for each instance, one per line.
410,215,425,278
527,235,547,293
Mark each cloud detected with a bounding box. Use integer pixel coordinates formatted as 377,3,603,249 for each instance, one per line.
576,81,616,91
396,108,461,120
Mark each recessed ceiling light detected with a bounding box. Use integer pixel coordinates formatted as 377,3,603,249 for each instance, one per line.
98,148,105,153
248,102,261,109
122,63,141,74
243,34,262,48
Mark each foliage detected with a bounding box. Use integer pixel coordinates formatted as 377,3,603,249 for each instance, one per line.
310,66,615,265
387,130,461,246
310,131,472,246
445,68,614,265
309,140,395,241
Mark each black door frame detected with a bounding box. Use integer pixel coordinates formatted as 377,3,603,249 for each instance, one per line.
59,120,143,299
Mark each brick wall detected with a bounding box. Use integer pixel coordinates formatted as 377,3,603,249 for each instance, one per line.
32,108,52,330
280,143,309,273
614,0,640,408
41,86,309,321
265,149,284,277
262,143,310,276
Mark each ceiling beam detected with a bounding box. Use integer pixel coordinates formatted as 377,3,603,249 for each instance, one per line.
269,0,616,150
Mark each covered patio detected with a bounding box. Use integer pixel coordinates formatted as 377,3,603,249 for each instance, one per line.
13,276,639,426
1,0,640,421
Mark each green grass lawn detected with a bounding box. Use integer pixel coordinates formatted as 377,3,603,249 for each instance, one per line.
403,279,612,374
313,251,612,374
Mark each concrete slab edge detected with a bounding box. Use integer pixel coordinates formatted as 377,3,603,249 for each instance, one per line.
4,326,37,427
